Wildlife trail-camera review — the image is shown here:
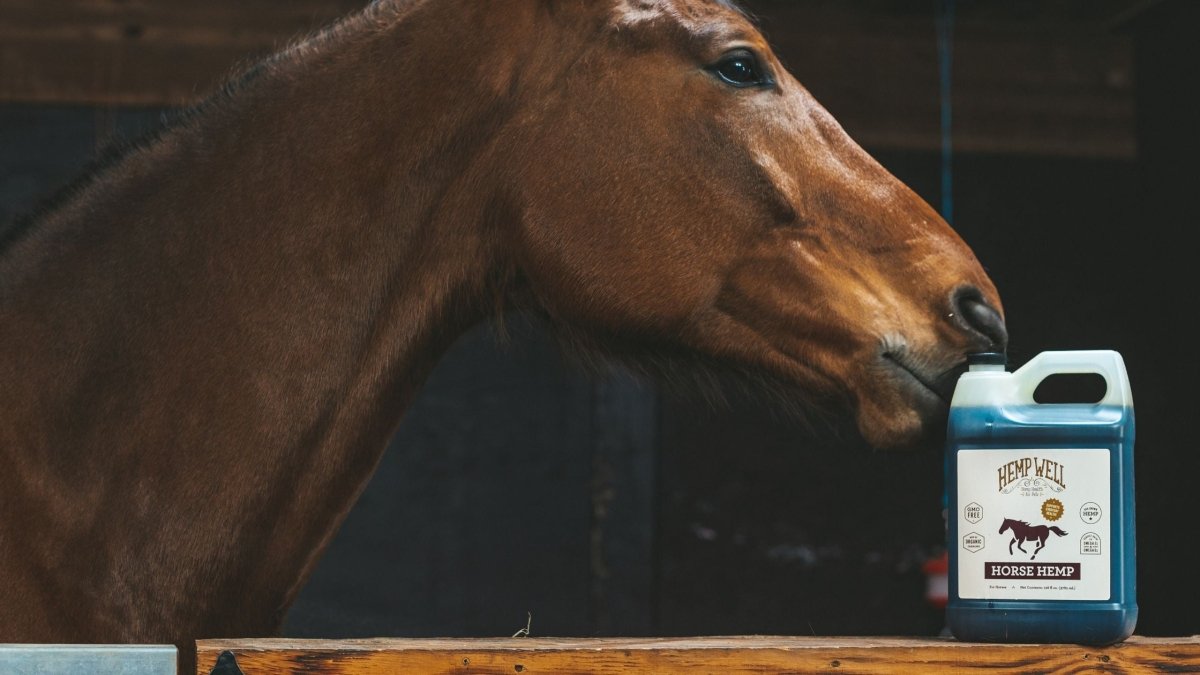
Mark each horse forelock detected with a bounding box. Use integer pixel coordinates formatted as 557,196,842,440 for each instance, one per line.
607,0,757,49
614,0,750,20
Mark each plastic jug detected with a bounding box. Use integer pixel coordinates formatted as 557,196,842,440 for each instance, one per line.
945,350,1136,644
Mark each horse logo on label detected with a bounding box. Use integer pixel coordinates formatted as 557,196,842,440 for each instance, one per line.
999,517,1068,560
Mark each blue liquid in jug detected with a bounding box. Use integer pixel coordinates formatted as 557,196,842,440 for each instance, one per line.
946,403,1137,644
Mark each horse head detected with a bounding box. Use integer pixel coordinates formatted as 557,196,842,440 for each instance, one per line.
999,519,1014,534
497,0,1004,448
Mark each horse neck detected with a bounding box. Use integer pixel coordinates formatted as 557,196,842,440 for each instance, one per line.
0,0,533,638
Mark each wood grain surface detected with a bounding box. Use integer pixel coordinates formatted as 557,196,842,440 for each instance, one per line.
196,635,1200,674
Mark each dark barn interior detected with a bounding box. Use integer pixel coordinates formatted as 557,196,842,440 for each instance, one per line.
1,0,1196,642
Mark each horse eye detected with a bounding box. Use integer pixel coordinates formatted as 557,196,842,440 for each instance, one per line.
710,50,770,88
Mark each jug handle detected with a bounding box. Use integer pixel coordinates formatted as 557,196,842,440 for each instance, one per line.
1013,350,1132,408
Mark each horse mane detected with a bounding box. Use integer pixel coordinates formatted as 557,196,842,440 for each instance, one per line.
0,129,161,256
0,0,412,259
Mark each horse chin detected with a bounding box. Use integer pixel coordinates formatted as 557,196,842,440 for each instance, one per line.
845,347,961,449
854,374,951,449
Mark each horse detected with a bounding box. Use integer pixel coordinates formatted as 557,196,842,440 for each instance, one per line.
0,0,1006,666
1000,518,1068,560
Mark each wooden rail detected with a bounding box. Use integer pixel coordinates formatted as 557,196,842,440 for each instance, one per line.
197,635,1200,674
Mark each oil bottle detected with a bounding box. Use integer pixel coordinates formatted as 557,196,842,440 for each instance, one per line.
946,351,1136,644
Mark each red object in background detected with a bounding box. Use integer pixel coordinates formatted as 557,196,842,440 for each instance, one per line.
923,551,948,608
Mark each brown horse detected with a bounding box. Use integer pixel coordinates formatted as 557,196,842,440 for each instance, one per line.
0,0,1005,663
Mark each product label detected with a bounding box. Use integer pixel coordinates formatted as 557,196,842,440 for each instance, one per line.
957,449,1110,601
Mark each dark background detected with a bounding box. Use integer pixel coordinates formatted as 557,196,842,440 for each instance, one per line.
1,0,1196,640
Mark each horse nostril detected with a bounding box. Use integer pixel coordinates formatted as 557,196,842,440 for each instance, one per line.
954,289,1008,351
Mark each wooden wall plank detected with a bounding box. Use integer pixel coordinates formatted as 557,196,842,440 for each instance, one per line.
0,0,1134,157
745,3,1135,157
0,0,363,106
196,636,1200,674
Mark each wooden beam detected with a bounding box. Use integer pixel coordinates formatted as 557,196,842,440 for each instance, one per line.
196,636,1200,674
0,0,362,106
0,1,1134,157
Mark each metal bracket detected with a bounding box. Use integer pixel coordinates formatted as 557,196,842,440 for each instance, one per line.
208,650,246,675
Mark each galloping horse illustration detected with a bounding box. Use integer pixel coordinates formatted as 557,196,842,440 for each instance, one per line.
0,0,1005,662
1001,518,1068,560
